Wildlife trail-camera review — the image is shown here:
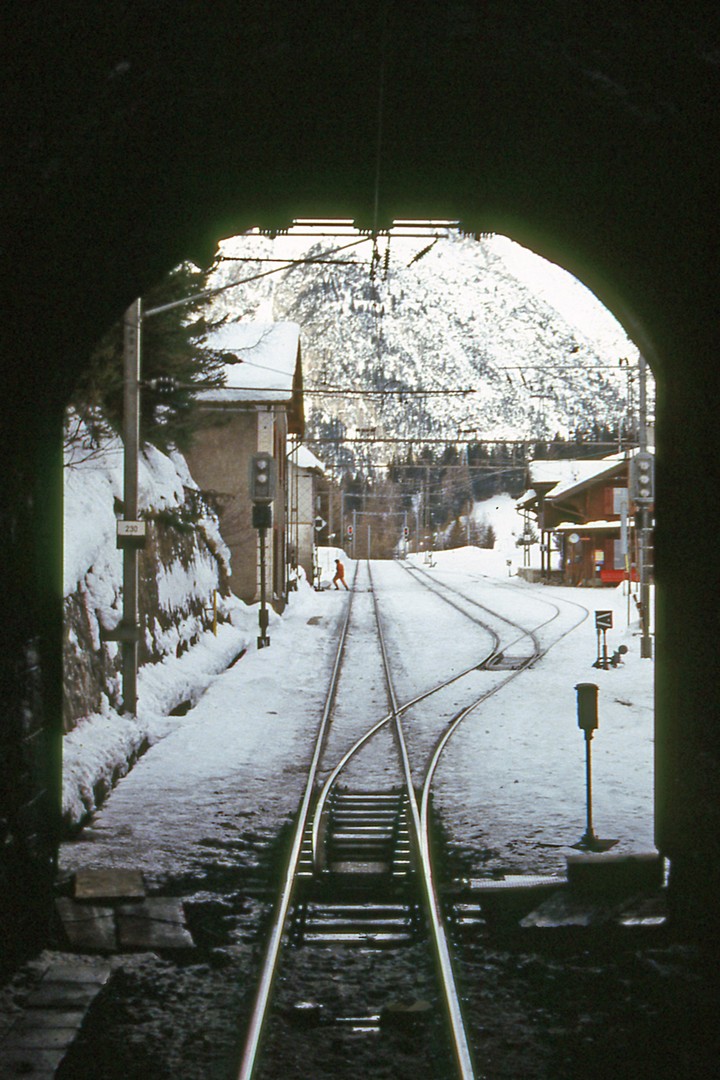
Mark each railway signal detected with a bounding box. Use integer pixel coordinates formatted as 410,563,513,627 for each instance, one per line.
573,683,618,852
629,450,654,506
249,452,276,503
594,610,613,669
249,453,276,648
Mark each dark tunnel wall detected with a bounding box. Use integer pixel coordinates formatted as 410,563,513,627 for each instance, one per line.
2,1,719,951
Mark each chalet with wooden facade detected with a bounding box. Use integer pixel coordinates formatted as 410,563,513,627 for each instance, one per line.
185,322,304,609
518,451,654,586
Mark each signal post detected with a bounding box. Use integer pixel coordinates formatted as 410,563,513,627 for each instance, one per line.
250,452,276,648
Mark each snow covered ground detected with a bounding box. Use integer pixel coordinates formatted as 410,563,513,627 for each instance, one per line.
60,526,655,887
63,421,253,826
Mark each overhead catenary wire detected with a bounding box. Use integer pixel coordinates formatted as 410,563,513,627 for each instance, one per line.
144,236,372,318
214,385,478,396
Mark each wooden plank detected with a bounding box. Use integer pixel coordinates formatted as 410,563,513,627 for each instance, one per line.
54,898,117,953
116,898,194,950
74,868,145,900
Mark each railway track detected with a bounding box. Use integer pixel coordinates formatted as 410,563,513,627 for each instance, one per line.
236,559,588,1080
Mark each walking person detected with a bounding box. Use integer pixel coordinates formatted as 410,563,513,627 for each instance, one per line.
333,558,349,590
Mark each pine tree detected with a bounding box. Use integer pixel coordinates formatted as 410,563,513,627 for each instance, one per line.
69,262,229,453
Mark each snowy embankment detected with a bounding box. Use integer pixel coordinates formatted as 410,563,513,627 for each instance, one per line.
62,423,260,829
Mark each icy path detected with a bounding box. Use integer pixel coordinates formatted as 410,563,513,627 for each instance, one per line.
60,555,655,888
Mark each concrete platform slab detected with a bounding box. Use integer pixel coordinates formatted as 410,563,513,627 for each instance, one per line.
0,1046,65,1077
2,1024,82,1049
566,851,664,895
116,897,194,950
74,867,145,900
26,979,106,1011
9,1007,85,1031
55,897,117,952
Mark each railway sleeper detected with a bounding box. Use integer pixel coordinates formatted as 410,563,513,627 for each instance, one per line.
289,898,423,947
323,790,411,878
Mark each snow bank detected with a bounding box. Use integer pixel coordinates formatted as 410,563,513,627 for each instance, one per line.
62,417,251,827
61,612,254,828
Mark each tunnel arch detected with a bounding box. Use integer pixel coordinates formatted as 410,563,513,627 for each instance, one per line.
2,2,718,952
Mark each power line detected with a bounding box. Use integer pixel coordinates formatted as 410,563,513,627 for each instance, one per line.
144,236,372,318
216,257,361,265
308,436,626,447
212,385,476,395
214,385,476,395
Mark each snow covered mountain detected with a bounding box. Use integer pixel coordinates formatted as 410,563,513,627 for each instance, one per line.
207,229,639,472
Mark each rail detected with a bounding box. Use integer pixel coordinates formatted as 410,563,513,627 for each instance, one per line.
236,563,358,1080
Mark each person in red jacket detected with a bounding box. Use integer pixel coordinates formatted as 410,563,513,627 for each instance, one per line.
333,558,349,590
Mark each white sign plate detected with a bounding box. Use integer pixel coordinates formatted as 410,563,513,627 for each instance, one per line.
117,520,147,538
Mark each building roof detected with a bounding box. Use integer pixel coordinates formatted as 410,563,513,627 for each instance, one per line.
198,322,301,404
554,519,627,532
549,454,626,500
518,453,633,510
528,455,623,489
289,444,325,473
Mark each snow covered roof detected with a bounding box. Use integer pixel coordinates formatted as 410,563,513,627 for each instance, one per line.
288,444,325,473
520,453,634,505
554,519,626,532
548,454,627,500
527,456,621,489
198,322,301,404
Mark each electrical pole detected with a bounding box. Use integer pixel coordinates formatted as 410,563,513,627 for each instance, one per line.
638,354,653,659
121,299,142,714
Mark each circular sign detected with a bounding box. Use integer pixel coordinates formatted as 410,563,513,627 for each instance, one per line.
568,532,580,545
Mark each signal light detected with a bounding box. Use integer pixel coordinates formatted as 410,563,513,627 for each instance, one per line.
249,452,276,502
145,375,177,393
347,524,353,537
629,451,654,506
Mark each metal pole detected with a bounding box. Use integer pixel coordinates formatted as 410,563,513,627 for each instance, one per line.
352,509,357,560
367,524,371,560
258,527,269,647
122,299,141,715
584,733,594,841
638,354,653,658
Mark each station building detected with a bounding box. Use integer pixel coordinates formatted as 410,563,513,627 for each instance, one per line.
287,444,325,589
518,452,654,587
184,322,304,610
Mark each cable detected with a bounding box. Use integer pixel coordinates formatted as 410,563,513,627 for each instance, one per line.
144,237,371,318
